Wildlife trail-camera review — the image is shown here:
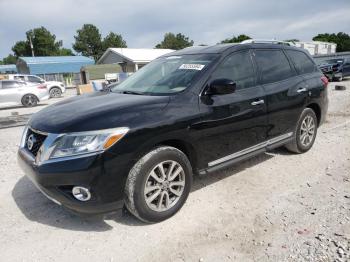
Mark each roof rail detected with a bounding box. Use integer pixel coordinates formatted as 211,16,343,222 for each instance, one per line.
241,39,291,46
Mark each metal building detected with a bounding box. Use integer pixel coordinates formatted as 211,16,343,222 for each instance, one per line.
0,64,17,74
293,41,337,56
16,56,94,85
97,48,174,72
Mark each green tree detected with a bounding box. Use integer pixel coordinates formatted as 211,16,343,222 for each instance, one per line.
155,33,194,50
27,27,62,56
312,32,350,52
102,32,127,50
12,41,30,57
1,54,17,64
221,34,251,43
57,48,74,56
11,27,73,57
73,24,103,61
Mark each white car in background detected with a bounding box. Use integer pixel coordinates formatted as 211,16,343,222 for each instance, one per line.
0,80,49,107
7,74,65,98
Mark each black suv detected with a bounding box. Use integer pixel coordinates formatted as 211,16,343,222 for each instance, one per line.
319,58,350,81
18,43,328,222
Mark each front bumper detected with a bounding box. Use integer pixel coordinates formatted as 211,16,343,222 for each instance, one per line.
60,86,66,93
17,148,124,214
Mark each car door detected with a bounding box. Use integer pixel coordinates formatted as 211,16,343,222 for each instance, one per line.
252,48,307,140
0,81,21,106
195,50,268,168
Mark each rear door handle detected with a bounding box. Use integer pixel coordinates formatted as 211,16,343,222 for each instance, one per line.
251,99,264,106
297,87,307,93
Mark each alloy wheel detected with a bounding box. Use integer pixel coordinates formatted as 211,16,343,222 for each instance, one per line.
23,95,36,106
50,88,62,98
144,160,185,212
300,115,315,147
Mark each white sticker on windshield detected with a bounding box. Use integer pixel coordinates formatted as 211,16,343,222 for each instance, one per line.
179,64,205,70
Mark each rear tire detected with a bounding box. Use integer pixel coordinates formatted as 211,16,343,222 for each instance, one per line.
285,108,318,153
125,146,192,223
49,87,62,98
21,94,38,107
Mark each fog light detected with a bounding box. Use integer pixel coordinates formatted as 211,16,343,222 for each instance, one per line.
72,186,91,201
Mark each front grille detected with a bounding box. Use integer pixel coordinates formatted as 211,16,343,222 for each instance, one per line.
25,128,47,156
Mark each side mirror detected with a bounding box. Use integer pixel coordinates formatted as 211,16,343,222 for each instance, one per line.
205,79,236,95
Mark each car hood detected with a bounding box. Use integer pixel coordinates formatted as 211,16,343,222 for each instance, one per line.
29,91,170,133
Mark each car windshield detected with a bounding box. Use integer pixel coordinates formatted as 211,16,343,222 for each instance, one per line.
324,59,344,64
111,54,219,95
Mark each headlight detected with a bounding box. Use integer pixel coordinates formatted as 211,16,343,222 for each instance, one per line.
49,127,129,159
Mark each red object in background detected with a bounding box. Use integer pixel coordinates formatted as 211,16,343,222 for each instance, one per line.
321,76,329,87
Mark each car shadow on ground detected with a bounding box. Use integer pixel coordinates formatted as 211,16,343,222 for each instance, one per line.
12,149,288,231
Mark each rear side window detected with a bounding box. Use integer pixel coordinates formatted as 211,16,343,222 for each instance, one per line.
211,50,256,90
286,50,317,75
1,81,17,89
254,49,296,84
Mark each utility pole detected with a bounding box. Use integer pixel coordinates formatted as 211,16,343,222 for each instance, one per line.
29,35,35,57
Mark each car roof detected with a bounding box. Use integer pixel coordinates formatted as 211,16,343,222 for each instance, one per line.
162,43,308,56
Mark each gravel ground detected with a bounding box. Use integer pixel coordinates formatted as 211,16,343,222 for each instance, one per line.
0,80,349,262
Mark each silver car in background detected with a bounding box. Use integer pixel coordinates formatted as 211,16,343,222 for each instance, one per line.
0,80,50,107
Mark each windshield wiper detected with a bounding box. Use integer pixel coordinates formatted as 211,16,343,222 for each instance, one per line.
120,90,144,95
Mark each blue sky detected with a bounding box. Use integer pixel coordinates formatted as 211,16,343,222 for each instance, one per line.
0,0,349,58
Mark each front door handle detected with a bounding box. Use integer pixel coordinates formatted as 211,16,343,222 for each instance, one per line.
251,99,264,106
297,87,307,93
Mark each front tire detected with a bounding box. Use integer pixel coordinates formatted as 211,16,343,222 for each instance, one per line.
285,108,318,153
49,87,62,98
125,146,193,223
21,94,38,107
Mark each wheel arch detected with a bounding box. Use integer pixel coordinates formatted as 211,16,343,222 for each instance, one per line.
49,86,61,91
21,93,39,102
306,103,321,126
155,139,198,173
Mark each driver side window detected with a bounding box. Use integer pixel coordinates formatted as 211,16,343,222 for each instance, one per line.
211,50,256,90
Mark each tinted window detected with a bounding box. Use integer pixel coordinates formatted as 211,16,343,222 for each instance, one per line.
28,76,43,83
211,50,256,90
286,50,317,75
1,81,18,89
14,76,25,81
254,49,295,84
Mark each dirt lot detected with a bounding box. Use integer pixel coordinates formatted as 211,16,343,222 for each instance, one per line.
0,80,349,262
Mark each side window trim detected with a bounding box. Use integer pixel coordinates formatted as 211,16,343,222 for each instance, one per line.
285,49,317,76
282,49,299,76
209,49,258,91
252,48,297,85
